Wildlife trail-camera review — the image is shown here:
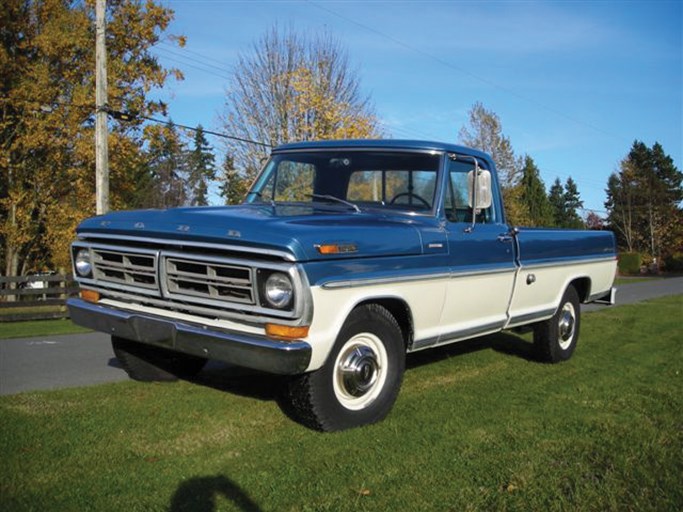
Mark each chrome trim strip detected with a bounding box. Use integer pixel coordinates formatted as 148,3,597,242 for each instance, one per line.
75,278,162,298
77,287,304,325
411,320,506,351
321,271,450,290
77,232,296,261
520,256,616,271
67,298,311,375
320,266,515,290
506,308,556,327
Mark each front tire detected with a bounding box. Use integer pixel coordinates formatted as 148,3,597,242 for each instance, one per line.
112,337,207,382
284,304,405,432
533,285,581,363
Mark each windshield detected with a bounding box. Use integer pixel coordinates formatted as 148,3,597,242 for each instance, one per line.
247,150,441,213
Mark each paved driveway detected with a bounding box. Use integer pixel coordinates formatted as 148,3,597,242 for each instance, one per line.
1,277,681,396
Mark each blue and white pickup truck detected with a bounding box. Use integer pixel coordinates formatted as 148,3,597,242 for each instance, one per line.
68,140,616,431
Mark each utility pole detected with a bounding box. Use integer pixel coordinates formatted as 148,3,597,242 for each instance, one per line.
95,0,109,214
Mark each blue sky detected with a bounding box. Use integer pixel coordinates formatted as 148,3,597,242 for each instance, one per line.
151,0,682,214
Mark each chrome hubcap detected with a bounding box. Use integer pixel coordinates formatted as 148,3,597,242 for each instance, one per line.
558,302,576,350
339,346,379,397
333,333,388,411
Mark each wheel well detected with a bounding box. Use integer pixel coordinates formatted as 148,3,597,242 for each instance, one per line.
569,277,591,303
356,298,413,350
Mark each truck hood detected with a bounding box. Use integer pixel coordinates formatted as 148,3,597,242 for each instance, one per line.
76,204,427,262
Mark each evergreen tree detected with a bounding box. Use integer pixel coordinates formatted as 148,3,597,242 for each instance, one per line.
606,140,683,259
146,122,187,209
520,155,553,226
548,177,584,229
548,178,565,227
219,154,248,205
563,177,584,229
186,126,216,206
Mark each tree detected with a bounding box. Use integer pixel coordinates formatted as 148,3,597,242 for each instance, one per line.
458,102,530,225
605,141,683,259
218,153,248,206
186,125,216,206
548,178,565,228
220,26,381,185
145,122,187,209
458,102,520,189
548,177,584,229
0,0,183,278
520,155,553,226
562,177,584,229
585,211,605,230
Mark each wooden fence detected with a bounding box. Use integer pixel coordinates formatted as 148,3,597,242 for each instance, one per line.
0,274,80,322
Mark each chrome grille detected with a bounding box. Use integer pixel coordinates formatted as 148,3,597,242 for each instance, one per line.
164,256,255,305
92,247,158,290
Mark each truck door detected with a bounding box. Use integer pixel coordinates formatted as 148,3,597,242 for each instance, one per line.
435,156,517,346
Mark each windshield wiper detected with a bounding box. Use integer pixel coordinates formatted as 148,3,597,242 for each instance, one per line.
307,194,361,213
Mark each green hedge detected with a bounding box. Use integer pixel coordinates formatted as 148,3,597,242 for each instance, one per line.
618,252,642,275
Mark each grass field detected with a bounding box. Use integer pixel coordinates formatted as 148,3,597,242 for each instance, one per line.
1,296,681,511
0,318,91,340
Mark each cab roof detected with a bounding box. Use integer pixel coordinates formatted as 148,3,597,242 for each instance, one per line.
273,139,493,163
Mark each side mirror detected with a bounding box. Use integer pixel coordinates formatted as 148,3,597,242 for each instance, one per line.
467,169,492,209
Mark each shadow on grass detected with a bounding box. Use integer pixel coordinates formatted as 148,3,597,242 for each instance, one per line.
191,362,287,402
407,330,537,370
180,330,538,430
169,475,262,512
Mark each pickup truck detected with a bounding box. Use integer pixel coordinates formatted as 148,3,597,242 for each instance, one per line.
68,140,617,431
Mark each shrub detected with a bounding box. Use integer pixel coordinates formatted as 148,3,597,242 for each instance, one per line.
663,252,683,273
618,252,641,275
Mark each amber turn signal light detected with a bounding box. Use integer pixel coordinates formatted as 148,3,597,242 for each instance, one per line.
80,290,100,303
315,243,357,255
265,324,310,340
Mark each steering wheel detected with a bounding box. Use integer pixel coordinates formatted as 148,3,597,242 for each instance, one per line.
388,192,430,208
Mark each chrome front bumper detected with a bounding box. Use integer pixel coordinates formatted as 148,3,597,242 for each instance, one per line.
67,298,311,375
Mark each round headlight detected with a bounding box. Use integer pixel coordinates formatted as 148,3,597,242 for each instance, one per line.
75,249,92,277
264,272,293,308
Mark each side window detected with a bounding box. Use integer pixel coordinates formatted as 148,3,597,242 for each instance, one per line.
445,159,496,224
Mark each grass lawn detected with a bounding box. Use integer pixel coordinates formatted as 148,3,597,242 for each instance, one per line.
614,276,663,285
1,296,681,511
0,318,91,340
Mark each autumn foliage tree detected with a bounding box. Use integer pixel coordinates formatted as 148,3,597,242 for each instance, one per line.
0,0,183,278
458,102,530,225
220,26,381,198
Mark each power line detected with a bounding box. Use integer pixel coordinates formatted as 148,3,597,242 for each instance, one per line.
151,46,232,81
158,41,230,68
1,96,272,148
136,114,272,148
307,0,629,145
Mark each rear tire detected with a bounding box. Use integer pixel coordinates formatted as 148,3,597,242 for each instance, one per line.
112,337,207,382
533,286,581,363
283,304,405,432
